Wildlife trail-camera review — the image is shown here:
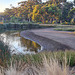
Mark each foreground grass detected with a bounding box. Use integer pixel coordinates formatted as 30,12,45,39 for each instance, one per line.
0,50,75,75
10,50,75,67
1,50,75,67
0,52,75,75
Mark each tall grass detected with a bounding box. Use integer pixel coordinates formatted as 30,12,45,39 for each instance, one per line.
11,50,75,67
0,52,75,75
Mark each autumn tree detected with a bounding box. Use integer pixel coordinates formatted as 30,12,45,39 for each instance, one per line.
48,0,66,4
68,8,75,23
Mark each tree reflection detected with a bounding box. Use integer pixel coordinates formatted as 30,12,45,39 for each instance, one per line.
20,37,41,52
0,31,41,54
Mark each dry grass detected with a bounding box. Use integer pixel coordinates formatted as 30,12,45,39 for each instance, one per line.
0,66,4,75
0,54,74,75
42,55,73,75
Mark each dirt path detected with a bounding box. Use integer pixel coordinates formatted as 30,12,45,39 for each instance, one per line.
20,28,75,51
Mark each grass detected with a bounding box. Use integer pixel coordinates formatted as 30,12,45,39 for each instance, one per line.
55,28,75,31
0,51,75,75
54,25,75,31
0,50,75,67
11,50,75,67
39,24,75,31
0,45,75,75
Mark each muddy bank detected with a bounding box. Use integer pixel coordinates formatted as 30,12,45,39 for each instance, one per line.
20,30,73,51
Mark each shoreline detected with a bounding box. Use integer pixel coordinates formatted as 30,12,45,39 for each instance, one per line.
20,30,73,51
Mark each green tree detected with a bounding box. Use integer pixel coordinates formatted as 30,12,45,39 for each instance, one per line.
60,2,73,22
68,8,75,23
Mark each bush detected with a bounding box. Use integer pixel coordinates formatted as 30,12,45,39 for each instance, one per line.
45,20,48,24
65,21,68,25
52,20,56,24
0,41,11,67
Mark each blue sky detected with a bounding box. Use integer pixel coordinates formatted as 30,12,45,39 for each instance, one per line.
0,0,74,12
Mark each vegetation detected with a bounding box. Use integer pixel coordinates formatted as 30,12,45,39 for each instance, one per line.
0,0,75,24
11,51,75,67
0,41,11,67
0,50,75,67
0,0,75,74
54,25,75,31
0,51,75,75
55,28,75,31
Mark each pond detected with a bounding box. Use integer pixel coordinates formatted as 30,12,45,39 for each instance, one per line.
0,31,42,54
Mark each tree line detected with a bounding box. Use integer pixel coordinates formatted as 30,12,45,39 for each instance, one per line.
1,0,75,24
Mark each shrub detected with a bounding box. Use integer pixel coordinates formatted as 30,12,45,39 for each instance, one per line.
65,21,68,25
0,41,11,67
45,20,48,24
52,20,56,24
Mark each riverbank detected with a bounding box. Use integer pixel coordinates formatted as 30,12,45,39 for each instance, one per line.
20,28,75,51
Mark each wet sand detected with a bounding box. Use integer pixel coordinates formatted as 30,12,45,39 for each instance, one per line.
20,28,75,51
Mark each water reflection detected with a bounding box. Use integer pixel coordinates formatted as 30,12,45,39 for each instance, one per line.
0,31,41,54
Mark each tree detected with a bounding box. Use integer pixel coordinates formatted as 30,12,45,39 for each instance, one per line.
47,0,67,4
68,8,75,23
60,2,73,22
28,0,42,3
74,0,75,6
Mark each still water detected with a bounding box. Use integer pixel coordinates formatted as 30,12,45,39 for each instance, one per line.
0,31,42,54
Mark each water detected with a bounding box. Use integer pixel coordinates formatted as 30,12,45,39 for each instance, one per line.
0,31,42,54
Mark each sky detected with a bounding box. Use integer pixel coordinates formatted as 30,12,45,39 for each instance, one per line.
0,0,74,12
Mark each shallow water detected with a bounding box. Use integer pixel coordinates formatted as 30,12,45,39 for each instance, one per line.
0,31,42,54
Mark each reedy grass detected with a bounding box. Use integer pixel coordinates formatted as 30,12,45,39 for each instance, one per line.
0,52,75,75
11,50,75,67
0,50,75,75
